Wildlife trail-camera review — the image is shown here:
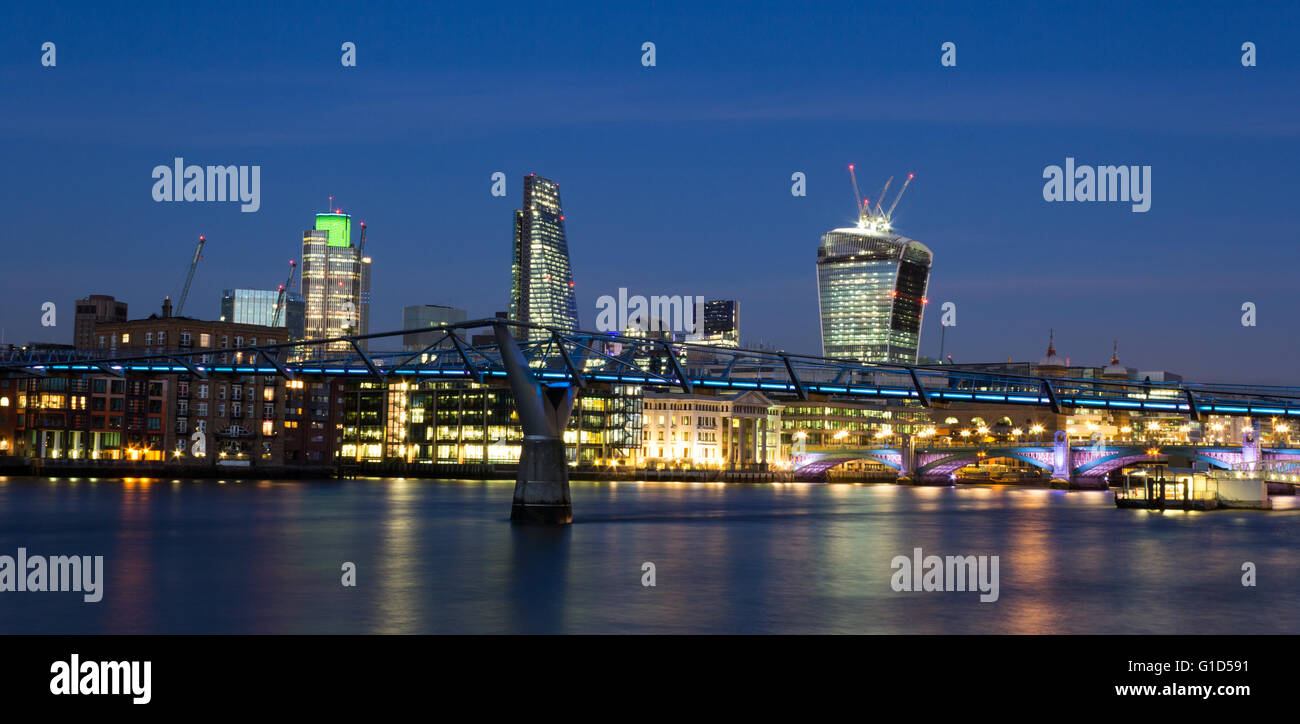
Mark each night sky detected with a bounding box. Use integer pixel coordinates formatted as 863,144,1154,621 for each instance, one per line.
2,1,1298,383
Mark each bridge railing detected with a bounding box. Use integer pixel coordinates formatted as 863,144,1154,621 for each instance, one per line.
5,319,1300,419
1220,460,1300,480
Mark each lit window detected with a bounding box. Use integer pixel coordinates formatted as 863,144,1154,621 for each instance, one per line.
121,333,130,344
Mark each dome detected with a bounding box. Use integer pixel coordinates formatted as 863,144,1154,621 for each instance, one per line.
1103,340,1128,379
1037,329,1065,369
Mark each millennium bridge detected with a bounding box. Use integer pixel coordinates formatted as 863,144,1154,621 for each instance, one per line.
5,319,1300,523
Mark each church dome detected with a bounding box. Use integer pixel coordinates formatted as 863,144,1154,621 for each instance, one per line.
1103,340,1128,379
1037,330,1065,370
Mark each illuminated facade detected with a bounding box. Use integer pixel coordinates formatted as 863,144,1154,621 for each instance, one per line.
337,380,642,466
641,391,782,469
688,299,740,348
11,300,293,462
816,226,932,365
779,400,930,449
510,175,579,340
302,212,367,351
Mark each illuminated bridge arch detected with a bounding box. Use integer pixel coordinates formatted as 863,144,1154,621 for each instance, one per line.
1073,448,1236,476
916,450,1054,478
793,449,903,475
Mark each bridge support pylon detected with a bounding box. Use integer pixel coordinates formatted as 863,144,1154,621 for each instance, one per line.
495,324,576,524
1051,430,1072,488
897,435,917,483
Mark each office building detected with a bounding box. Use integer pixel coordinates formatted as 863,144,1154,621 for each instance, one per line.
402,305,469,352
510,175,579,339
220,288,305,340
73,295,128,350
817,174,933,365
336,379,641,466
689,299,740,348
641,391,781,469
302,211,368,351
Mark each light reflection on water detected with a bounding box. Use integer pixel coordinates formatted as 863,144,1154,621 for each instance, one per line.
0,476,1295,634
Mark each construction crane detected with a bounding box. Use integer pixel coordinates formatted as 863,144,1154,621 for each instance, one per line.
272,259,297,327
874,176,894,216
885,173,915,219
176,234,206,317
848,164,864,216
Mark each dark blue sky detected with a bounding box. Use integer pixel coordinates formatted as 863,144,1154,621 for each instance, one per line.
2,1,1298,382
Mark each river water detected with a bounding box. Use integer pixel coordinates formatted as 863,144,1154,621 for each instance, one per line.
0,476,1295,634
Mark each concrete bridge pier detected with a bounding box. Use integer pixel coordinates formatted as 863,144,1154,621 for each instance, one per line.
494,325,576,524
1050,430,1072,489
896,435,917,483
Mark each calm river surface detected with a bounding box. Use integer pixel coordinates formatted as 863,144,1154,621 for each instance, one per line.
0,476,1295,634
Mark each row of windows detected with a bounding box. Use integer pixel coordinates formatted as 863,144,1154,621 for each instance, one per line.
100,332,279,348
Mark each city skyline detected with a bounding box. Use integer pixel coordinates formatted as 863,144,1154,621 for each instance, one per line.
10,180,1282,381
3,2,1298,385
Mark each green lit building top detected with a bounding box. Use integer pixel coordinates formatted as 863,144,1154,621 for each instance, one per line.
315,213,352,248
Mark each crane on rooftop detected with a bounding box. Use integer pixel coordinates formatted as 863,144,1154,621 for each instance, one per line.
272,259,297,328
176,234,206,317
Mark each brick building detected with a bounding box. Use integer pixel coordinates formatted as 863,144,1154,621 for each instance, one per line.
89,298,290,463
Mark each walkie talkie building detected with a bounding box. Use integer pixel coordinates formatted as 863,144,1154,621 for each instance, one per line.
817,225,932,365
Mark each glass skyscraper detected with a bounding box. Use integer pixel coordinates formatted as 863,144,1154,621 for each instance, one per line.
220,288,305,340
816,224,932,365
302,212,369,351
510,175,578,340
689,299,740,348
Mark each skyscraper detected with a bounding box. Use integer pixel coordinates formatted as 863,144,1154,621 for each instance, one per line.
220,288,305,340
510,175,578,339
301,211,367,351
816,172,932,365
359,255,372,341
689,299,741,348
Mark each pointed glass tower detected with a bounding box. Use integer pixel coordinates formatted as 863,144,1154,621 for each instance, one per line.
510,175,579,339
